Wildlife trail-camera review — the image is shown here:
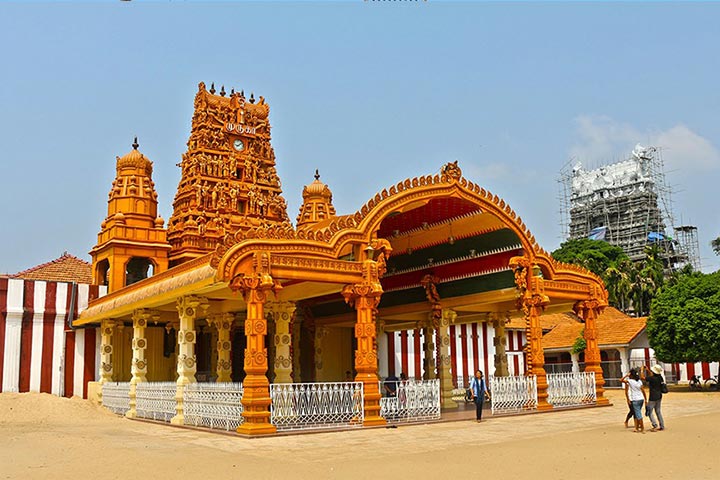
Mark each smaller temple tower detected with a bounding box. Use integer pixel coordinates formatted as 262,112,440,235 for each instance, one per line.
90,139,170,293
296,170,336,229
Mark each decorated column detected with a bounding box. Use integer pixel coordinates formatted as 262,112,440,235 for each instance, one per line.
97,319,117,404
574,299,609,405
420,274,442,381
127,309,158,418
171,295,209,425
341,248,387,427
208,313,234,382
292,312,303,382
491,314,510,377
511,257,552,411
230,252,279,435
314,326,328,380
438,309,458,409
267,301,296,383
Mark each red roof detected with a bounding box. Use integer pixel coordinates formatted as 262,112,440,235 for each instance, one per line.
12,252,93,284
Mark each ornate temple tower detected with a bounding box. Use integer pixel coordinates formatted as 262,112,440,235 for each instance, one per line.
90,139,170,293
296,170,336,229
167,82,291,266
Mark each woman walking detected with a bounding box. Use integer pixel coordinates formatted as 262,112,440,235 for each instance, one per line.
469,370,491,422
642,365,666,431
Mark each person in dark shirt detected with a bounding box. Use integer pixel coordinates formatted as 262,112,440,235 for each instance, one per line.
641,365,666,431
383,373,399,397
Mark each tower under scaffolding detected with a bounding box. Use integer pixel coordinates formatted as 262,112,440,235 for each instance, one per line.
558,145,700,271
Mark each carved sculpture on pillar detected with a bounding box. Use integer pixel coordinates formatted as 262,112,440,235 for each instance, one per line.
267,301,296,384
438,309,458,409
341,242,390,427
97,319,117,404
127,309,158,418
208,313,234,382
229,251,281,435
491,313,510,377
510,257,552,411
171,296,209,425
420,274,442,380
574,299,610,405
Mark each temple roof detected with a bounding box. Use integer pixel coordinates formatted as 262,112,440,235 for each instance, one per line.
11,252,92,284
541,307,647,350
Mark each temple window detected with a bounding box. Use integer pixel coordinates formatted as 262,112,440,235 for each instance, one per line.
96,259,110,286
125,257,155,286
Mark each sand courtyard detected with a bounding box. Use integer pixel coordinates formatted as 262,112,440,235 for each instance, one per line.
0,389,716,479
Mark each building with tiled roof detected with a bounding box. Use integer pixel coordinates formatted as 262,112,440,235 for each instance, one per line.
10,252,93,284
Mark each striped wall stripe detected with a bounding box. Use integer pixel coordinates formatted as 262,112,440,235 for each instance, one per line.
0,278,106,398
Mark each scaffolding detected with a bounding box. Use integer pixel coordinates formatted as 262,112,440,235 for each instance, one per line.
558,145,700,270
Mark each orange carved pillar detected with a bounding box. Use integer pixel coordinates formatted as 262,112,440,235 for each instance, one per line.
342,260,386,427
232,273,278,435
524,294,552,411
574,300,610,405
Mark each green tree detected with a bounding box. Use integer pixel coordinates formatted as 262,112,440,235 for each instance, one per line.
646,271,720,363
552,239,629,278
712,236,720,256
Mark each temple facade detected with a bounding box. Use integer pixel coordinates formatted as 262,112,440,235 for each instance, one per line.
74,83,611,435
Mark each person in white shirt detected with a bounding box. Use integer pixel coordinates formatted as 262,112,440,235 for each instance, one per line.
621,368,647,433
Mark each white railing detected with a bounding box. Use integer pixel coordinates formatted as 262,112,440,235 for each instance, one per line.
102,382,131,415
490,375,538,415
381,379,441,423
184,382,244,431
270,382,363,431
136,382,177,422
547,372,597,407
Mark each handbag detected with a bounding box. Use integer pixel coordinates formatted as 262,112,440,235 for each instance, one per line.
661,382,669,394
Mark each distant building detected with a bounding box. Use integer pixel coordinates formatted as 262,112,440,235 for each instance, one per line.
560,145,700,269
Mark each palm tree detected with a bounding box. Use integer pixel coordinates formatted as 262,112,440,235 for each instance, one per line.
712,236,720,256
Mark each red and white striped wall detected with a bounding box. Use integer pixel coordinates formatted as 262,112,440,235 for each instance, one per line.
381,323,527,384
0,277,106,398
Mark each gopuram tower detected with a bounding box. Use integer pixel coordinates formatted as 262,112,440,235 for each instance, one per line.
167,82,291,266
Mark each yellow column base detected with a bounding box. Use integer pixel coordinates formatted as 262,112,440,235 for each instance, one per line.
236,422,278,436
537,401,554,411
362,416,387,427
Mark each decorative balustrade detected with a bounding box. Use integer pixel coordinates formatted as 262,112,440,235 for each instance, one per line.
490,375,538,415
135,382,177,422
102,382,130,415
547,372,596,407
183,382,244,431
270,382,364,431
380,379,441,423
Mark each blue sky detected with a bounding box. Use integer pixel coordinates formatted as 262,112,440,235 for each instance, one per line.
1,1,718,274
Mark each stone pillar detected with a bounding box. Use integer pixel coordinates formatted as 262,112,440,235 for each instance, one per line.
575,300,609,405
292,312,303,382
208,313,233,383
171,296,208,425
492,315,510,377
341,261,386,427
97,320,116,404
314,326,328,380
232,273,277,436
422,322,436,380
127,309,157,419
619,347,630,376
524,295,552,411
571,352,580,373
438,309,457,409
267,301,296,384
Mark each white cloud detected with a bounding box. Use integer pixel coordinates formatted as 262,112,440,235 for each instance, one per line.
569,115,720,173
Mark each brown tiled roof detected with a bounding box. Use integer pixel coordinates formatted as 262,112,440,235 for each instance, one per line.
542,307,647,350
12,252,93,284
506,311,579,330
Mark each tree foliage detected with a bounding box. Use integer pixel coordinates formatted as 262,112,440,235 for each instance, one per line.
552,239,628,278
646,271,720,363
712,236,720,256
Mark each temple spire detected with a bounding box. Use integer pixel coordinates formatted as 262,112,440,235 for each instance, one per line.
132,136,139,150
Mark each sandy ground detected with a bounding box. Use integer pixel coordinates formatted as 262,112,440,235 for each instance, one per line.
0,389,717,479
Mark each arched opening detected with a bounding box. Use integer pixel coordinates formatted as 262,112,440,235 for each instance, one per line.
96,259,110,286
125,257,155,286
